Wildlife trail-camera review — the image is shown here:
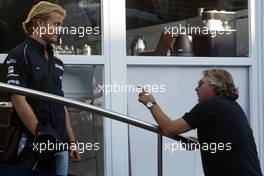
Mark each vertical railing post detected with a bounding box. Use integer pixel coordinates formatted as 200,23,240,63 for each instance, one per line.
157,134,163,176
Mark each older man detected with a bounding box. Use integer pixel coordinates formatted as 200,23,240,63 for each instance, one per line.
138,69,262,176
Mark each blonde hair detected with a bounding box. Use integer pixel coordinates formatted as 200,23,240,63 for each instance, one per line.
22,1,66,35
203,69,239,101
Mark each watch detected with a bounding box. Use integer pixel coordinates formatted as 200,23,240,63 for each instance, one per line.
146,101,157,109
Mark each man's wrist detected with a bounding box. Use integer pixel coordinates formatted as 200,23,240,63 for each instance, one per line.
68,137,77,144
69,140,78,149
146,101,157,109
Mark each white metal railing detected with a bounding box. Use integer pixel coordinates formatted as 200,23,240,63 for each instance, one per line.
0,82,198,176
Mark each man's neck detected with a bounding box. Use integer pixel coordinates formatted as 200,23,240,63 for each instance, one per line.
30,34,49,60
30,34,47,50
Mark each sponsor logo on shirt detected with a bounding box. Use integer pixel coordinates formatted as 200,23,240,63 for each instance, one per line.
7,80,20,85
8,66,14,74
6,58,16,64
55,64,64,71
7,74,19,78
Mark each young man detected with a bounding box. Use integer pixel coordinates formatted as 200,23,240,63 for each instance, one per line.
4,1,80,175
138,69,263,176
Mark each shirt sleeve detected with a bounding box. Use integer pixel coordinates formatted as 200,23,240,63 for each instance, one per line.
183,100,214,129
4,53,30,87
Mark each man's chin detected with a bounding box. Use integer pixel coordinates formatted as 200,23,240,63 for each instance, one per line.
53,37,59,43
49,39,58,44
49,36,60,44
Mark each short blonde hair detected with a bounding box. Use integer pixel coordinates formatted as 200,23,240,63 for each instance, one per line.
22,1,66,35
203,69,239,101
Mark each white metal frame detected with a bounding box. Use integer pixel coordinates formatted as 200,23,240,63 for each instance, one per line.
108,0,129,175
250,0,264,173
123,0,263,174
258,0,264,173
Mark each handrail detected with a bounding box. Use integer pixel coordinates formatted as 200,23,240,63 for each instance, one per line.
0,82,198,144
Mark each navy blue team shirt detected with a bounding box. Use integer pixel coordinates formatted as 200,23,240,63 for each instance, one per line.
183,96,263,176
4,37,67,143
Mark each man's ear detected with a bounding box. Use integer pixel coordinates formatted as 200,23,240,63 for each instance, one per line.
36,19,45,27
34,20,39,26
211,87,218,96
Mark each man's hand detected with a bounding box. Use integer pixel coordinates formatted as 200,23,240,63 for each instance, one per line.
11,94,38,136
138,88,156,105
70,144,81,162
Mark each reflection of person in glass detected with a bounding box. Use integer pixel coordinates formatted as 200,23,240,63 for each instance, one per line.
138,69,263,176
58,0,101,54
4,1,80,175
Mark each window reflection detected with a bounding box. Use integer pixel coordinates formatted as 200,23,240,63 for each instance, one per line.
63,65,104,176
126,0,248,57
58,0,102,55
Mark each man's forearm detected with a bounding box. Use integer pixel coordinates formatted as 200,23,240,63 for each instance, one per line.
138,91,191,136
149,105,190,135
149,104,174,134
11,95,38,136
65,106,75,142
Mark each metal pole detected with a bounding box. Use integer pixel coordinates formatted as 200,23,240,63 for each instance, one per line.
157,134,163,176
0,82,198,144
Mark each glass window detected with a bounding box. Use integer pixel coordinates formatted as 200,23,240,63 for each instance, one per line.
127,66,249,176
0,63,105,175
63,65,104,176
126,0,248,57
0,0,102,55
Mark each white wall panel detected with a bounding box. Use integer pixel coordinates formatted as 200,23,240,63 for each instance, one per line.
127,66,249,176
